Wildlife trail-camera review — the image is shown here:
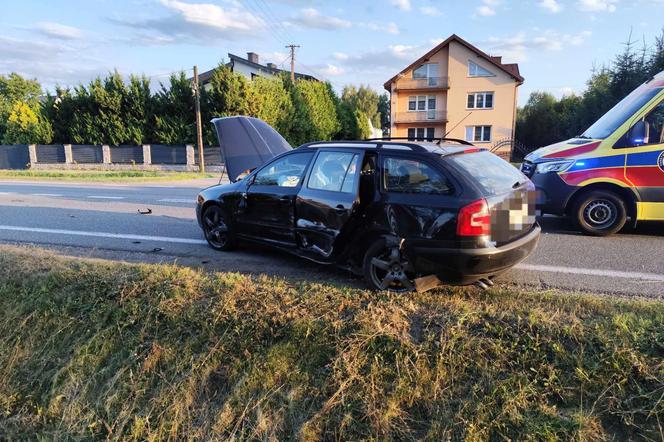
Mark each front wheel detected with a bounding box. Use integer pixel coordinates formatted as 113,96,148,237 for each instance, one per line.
202,205,237,251
573,190,627,236
362,239,415,292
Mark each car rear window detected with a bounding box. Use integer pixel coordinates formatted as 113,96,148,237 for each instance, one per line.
447,151,527,195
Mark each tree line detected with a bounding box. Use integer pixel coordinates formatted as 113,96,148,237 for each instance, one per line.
0,64,387,147
516,30,664,153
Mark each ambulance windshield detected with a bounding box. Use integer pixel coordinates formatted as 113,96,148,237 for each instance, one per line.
581,84,660,140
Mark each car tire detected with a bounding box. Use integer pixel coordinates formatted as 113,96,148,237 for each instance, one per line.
573,190,627,236
202,205,237,251
362,238,415,292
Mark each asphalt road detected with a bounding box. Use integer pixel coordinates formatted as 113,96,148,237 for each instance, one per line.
0,179,662,299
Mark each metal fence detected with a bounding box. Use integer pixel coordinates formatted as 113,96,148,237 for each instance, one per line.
0,144,224,170
151,144,187,165
0,145,30,169
36,144,65,163
110,145,144,164
72,145,104,164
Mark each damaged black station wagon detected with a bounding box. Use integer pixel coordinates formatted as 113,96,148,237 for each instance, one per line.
197,116,541,292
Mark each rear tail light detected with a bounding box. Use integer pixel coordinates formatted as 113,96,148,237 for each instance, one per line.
457,199,491,236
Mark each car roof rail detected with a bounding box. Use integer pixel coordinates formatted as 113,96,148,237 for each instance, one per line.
300,140,428,152
364,136,474,146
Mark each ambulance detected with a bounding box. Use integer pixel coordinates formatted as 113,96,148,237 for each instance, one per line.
521,71,664,235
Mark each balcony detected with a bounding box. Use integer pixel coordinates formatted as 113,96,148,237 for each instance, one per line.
394,76,449,91
394,110,448,124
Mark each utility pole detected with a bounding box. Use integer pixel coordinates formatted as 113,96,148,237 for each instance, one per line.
285,44,300,82
193,65,205,173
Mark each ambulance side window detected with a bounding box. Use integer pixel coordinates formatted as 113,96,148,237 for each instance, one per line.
618,99,664,148
644,101,664,145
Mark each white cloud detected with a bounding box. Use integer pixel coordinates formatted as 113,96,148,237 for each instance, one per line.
110,0,266,43
317,64,346,76
576,0,618,12
361,21,400,35
333,52,349,61
419,6,441,16
0,35,113,89
476,5,496,15
389,0,412,11
32,22,83,40
484,30,592,62
159,0,265,31
290,8,352,29
539,0,563,13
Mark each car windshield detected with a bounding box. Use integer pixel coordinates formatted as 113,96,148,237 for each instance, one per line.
447,151,527,195
581,84,661,139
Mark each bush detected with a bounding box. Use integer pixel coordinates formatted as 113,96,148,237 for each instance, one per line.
2,101,52,144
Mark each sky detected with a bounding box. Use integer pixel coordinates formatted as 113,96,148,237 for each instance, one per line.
1,0,663,104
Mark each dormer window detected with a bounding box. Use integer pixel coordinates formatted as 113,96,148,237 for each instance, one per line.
468,61,494,77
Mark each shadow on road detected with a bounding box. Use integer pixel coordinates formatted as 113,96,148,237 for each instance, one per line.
538,215,664,237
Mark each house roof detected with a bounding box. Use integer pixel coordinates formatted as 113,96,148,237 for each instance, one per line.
197,53,317,84
383,34,524,90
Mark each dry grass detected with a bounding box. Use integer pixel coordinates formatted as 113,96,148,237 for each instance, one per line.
0,248,663,440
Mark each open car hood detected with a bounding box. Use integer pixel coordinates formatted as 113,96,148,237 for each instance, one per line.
212,116,292,181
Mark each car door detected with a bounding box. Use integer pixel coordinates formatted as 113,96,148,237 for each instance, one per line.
622,98,664,220
295,149,363,261
237,151,314,246
378,153,459,246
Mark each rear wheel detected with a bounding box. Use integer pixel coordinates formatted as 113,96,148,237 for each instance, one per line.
363,239,415,292
573,190,627,236
202,205,237,251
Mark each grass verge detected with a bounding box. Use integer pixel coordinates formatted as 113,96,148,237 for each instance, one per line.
0,247,662,440
0,169,216,182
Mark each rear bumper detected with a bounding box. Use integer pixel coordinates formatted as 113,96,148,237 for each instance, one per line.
408,224,541,285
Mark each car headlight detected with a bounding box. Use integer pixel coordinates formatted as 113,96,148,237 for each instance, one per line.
535,160,574,174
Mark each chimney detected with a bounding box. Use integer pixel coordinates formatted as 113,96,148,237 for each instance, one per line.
267,62,277,70
247,52,259,64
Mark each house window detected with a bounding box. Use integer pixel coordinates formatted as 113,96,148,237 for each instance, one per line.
408,127,435,141
465,126,492,143
412,63,439,79
408,95,436,113
467,92,494,109
468,61,494,77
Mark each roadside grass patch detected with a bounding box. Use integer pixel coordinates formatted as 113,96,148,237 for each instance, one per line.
0,169,216,182
0,247,662,440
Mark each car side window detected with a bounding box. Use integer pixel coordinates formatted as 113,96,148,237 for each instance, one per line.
254,152,313,187
308,151,360,193
383,157,453,195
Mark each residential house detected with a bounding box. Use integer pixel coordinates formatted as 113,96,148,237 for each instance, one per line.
197,52,317,91
383,34,524,156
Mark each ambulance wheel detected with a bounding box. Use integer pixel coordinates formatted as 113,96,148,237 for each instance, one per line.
573,190,627,236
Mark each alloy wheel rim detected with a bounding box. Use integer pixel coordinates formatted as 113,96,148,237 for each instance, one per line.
369,246,414,292
204,208,228,248
583,199,617,228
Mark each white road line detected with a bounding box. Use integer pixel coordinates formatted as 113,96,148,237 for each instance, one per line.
515,263,664,282
0,225,207,245
87,196,124,200
32,193,63,197
0,192,13,195
158,198,194,203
